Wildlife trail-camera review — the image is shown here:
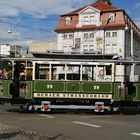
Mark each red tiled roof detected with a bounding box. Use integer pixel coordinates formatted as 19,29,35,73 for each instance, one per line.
55,23,126,32
55,1,140,39
90,1,117,11
63,1,118,16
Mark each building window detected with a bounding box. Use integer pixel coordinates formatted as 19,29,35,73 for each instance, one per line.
112,32,117,37
89,32,94,38
112,44,117,47
63,34,68,39
109,13,115,22
89,45,94,51
83,45,88,51
65,17,72,26
106,32,111,37
84,16,88,25
90,16,95,24
75,38,81,48
69,34,73,39
106,44,110,47
84,33,88,39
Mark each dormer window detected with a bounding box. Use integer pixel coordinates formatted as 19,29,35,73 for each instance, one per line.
109,13,115,22
84,16,88,25
65,17,72,26
90,16,95,24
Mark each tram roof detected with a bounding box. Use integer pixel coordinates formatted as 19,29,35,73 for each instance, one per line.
32,52,115,59
1,57,140,65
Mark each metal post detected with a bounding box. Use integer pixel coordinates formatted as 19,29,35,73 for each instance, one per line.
130,29,135,81
120,29,127,100
96,65,98,81
111,63,115,82
32,62,36,80
80,64,82,81
65,64,67,81
49,64,52,80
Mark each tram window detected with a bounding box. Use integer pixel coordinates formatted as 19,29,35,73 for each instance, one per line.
2,61,12,79
18,61,33,81
67,74,80,80
106,65,111,75
67,65,80,80
27,61,32,67
35,64,49,80
26,70,32,80
58,74,79,80
52,65,64,80
58,73,79,80
58,73,88,81
82,66,94,81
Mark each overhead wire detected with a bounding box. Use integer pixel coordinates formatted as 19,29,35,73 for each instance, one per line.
0,20,54,33
0,2,139,23
0,1,57,39
0,1,139,43
0,1,140,31
0,14,140,24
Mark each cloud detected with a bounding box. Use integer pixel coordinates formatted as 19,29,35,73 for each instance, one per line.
0,6,19,17
134,2,140,9
0,0,94,46
0,0,94,18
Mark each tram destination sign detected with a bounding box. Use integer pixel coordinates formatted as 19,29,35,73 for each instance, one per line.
34,93,112,99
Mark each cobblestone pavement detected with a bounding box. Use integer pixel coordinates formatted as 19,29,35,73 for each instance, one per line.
0,121,66,140
0,122,73,140
0,123,49,140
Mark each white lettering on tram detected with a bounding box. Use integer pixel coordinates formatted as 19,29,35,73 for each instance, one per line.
94,85,100,90
34,93,112,99
46,84,53,89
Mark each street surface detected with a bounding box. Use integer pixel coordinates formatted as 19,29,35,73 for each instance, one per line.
0,104,140,140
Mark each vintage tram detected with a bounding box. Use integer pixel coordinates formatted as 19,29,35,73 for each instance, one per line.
0,54,140,113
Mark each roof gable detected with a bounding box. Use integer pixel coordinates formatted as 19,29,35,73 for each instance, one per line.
63,1,117,16
78,6,100,15
90,1,117,11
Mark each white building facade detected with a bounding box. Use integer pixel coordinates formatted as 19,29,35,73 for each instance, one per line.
55,0,140,82
0,44,22,57
29,41,57,53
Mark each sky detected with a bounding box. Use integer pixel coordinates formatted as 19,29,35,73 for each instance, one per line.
0,0,140,50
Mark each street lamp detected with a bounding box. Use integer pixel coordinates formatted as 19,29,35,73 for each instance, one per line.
8,29,17,58
8,29,12,34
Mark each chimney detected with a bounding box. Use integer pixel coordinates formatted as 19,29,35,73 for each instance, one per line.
97,0,112,5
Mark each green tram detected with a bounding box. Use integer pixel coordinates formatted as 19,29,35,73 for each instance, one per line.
0,57,140,113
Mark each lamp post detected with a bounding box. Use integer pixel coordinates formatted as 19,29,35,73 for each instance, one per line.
125,24,135,81
130,28,135,82
120,24,134,100
8,29,17,58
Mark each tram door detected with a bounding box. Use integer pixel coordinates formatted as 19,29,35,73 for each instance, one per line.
10,61,32,99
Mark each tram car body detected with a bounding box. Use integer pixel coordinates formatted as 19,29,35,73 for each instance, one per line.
0,58,140,112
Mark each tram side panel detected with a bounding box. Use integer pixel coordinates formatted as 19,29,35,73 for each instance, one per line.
133,83,140,106
1,80,123,111
1,80,12,102
32,81,120,112
1,80,33,104
33,81,115,100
